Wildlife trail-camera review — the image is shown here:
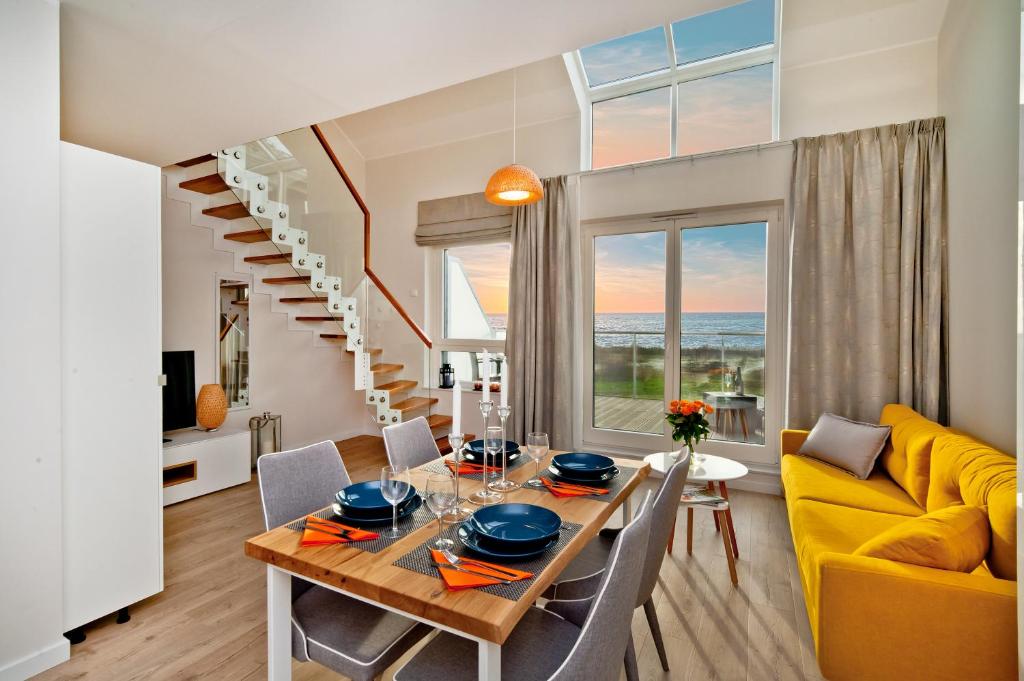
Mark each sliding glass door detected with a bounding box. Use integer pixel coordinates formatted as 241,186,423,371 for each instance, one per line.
582,206,784,466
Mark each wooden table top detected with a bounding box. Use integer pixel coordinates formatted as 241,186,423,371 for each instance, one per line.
245,451,649,644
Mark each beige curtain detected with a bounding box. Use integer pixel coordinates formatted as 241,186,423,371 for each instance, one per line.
507,176,579,448
416,192,512,246
788,118,947,428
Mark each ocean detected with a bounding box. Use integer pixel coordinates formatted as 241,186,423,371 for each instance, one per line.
486,312,765,349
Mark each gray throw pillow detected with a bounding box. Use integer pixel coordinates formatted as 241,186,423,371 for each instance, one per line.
797,412,892,479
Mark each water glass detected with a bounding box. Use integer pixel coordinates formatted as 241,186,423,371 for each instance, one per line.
525,432,549,488
424,474,456,549
380,465,410,539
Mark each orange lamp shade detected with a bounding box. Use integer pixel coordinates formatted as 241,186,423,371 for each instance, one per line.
196,383,228,431
484,164,544,206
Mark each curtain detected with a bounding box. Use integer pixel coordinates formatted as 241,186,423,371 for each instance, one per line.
416,192,512,246
507,176,579,449
788,118,947,428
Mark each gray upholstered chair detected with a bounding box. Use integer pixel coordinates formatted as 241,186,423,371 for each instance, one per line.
393,491,654,681
544,451,691,680
382,415,442,470
256,440,432,681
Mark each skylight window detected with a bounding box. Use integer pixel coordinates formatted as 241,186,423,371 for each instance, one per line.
567,0,778,170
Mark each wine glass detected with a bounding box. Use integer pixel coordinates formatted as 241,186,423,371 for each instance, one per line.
524,432,549,488
424,474,456,549
380,465,410,539
469,427,504,505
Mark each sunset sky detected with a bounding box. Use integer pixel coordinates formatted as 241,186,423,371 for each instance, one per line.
448,242,511,315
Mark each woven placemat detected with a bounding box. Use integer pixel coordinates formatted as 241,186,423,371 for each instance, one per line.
285,502,435,554
522,465,638,504
393,520,583,601
424,452,529,481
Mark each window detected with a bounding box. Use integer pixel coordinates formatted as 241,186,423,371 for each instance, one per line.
431,241,511,385
568,0,778,170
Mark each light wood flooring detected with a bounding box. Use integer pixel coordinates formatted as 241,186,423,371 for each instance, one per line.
34,436,824,680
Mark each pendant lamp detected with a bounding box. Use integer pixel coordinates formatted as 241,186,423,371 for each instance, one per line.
485,68,543,206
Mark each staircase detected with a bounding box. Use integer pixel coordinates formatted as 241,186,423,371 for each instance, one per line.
168,130,453,448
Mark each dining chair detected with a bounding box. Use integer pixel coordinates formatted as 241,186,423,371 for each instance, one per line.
382,415,443,470
393,491,654,681
543,451,691,680
257,440,432,681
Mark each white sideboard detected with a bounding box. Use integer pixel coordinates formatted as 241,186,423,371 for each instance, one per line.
162,426,251,506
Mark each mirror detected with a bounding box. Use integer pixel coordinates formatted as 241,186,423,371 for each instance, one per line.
218,276,250,409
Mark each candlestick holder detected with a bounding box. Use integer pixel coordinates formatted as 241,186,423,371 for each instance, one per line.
488,405,519,492
469,400,503,505
442,433,475,522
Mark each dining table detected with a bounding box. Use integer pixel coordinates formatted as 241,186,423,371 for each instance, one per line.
244,449,649,681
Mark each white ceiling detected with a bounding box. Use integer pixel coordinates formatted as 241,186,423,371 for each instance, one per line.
59,0,740,167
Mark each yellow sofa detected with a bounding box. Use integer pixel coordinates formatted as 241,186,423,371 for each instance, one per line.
782,404,1017,681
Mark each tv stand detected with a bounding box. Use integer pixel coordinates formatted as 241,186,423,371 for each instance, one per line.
162,426,250,505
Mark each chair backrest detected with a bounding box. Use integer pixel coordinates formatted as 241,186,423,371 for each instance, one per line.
257,440,351,530
551,491,653,681
636,451,690,605
382,416,442,470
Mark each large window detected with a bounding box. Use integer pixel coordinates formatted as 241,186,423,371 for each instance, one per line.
568,0,778,170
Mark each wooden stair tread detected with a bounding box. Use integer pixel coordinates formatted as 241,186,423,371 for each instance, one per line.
297,316,340,322
280,296,328,304
319,332,347,339
203,202,250,220
263,276,311,285
176,154,216,167
354,347,384,356
375,380,417,394
245,253,291,264
370,363,403,374
224,228,271,243
426,414,453,429
232,300,249,306
392,396,439,413
179,173,229,194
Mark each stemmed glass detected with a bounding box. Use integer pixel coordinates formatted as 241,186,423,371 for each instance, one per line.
424,474,456,549
443,433,474,522
380,465,410,539
489,406,519,492
524,432,549,488
470,426,504,505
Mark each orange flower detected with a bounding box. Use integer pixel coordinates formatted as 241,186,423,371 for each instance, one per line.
669,400,680,413
704,405,714,414
682,404,695,416
694,400,704,408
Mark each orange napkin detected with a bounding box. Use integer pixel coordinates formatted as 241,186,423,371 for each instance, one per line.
431,549,533,590
541,477,610,498
445,459,500,476
300,516,380,547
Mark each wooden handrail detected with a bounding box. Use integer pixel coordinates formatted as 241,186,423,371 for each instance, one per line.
309,123,433,349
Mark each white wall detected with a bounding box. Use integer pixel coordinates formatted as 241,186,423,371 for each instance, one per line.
938,0,1020,454
0,0,69,678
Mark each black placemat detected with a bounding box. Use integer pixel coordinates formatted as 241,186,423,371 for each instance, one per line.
393,520,583,601
424,452,529,481
517,465,639,504
285,503,435,554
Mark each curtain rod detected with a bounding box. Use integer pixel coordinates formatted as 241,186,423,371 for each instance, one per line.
565,139,793,178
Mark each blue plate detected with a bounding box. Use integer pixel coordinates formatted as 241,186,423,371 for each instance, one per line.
462,448,521,466
469,503,561,547
457,524,557,562
466,439,519,454
335,481,417,518
547,465,619,485
551,452,616,479
332,495,421,527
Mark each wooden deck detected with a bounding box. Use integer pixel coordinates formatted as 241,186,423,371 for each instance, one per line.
594,395,765,443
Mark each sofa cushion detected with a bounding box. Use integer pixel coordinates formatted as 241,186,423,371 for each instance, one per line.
787,499,909,630
928,434,1017,580
879,404,949,509
853,505,990,573
796,412,891,479
782,453,923,517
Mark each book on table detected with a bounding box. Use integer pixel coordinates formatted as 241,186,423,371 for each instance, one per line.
680,485,727,508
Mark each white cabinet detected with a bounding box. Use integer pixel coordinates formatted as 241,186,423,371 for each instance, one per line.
162,427,251,506
60,142,163,631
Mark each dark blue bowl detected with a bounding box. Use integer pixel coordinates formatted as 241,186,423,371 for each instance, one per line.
333,495,421,526
335,481,416,519
462,448,521,467
551,452,616,479
469,503,561,547
457,524,558,562
466,439,520,454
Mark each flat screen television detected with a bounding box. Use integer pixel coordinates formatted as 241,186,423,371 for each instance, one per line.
162,350,196,432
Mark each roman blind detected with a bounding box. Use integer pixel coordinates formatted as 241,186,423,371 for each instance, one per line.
415,191,512,246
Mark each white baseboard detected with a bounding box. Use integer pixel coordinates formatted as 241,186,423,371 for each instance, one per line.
0,638,70,681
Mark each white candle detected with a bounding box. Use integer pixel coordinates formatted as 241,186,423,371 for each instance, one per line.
452,380,461,435
500,354,509,408
481,349,490,401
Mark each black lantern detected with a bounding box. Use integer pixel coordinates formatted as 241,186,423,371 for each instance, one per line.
439,363,455,389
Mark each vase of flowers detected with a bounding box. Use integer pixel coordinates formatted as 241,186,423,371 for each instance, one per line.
666,399,714,465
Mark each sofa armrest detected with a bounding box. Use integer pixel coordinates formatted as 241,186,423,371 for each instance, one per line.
816,552,1017,681
781,429,809,456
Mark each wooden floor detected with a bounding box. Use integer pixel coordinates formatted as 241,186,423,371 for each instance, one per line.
34,435,824,681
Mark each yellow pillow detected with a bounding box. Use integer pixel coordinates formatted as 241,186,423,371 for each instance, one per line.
853,505,990,572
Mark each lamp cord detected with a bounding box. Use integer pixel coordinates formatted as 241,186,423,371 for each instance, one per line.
512,68,517,164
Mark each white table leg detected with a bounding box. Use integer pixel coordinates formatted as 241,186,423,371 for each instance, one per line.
267,565,292,681
478,640,500,680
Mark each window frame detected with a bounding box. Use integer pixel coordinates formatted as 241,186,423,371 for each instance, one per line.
427,238,510,388
565,3,782,171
